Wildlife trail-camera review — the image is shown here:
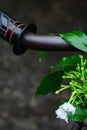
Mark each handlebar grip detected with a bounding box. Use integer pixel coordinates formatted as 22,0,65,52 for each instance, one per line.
0,10,37,55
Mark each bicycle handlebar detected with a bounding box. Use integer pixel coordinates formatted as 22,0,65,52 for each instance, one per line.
0,10,79,55
0,10,37,55
21,33,78,51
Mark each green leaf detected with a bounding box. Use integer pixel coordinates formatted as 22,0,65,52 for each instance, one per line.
36,70,64,95
36,55,83,95
67,105,87,122
51,55,81,72
39,51,48,63
58,54,81,70
51,65,59,72
59,31,87,53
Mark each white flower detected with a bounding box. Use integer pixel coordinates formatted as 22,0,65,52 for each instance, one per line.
55,102,76,123
55,108,68,123
60,102,76,114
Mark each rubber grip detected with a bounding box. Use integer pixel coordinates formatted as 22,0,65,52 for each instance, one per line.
0,10,37,55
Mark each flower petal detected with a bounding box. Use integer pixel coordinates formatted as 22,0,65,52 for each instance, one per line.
55,108,68,123
60,102,76,114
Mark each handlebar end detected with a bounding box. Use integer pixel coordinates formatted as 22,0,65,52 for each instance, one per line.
0,10,37,55
13,23,37,55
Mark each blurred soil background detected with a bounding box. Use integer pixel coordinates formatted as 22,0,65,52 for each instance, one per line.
0,0,87,130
